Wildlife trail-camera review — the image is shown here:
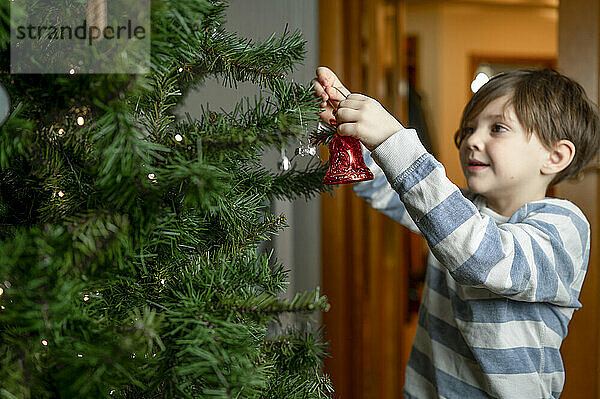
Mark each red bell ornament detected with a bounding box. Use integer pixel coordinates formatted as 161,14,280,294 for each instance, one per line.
323,133,374,185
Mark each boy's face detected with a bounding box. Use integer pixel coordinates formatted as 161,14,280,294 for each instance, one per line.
458,95,551,211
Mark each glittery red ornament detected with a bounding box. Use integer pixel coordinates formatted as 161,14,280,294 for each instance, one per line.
321,96,374,185
323,133,374,185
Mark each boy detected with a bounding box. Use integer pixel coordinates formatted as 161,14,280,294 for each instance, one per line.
313,67,599,398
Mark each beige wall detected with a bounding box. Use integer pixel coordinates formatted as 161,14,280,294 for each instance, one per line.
406,2,558,186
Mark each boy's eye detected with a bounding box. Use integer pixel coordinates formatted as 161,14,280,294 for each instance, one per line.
491,124,508,133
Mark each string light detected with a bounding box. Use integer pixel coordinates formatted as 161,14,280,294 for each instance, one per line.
178,67,183,73
69,68,76,75
83,295,90,302
77,116,85,126
1,306,5,310
160,279,166,285
57,128,65,136
0,287,3,296
174,134,183,142
57,191,65,198
77,353,83,358
41,339,48,346
147,173,156,180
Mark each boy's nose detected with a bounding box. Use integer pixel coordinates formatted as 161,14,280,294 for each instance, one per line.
464,128,485,150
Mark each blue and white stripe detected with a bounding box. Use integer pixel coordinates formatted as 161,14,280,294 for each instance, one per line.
353,129,590,399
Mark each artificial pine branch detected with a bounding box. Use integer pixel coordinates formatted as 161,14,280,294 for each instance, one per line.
187,25,306,89
261,327,334,398
221,288,329,319
152,0,305,91
170,81,320,156
0,0,9,53
90,99,171,210
0,103,34,169
270,161,331,201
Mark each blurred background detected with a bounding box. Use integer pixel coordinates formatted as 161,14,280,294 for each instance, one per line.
183,0,600,397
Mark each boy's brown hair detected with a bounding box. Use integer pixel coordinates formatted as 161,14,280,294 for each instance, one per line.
454,68,600,186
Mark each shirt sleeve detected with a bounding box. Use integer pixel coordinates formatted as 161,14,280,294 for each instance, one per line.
352,140,421,234
371,129,591,307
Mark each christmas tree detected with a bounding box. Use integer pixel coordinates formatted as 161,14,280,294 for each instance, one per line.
0,0,333,397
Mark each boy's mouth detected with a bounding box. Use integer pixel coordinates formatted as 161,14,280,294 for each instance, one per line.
467,159,489,171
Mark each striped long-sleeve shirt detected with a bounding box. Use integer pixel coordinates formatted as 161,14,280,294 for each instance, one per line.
353,129,591,399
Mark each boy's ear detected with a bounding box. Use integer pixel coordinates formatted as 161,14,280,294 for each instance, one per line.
541,139,575,176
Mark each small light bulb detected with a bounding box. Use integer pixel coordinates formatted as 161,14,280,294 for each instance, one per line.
77,116,85,126
147,173,155,180
174,134,183,142
160,279,166,285
57,128,65,136
178,67,183,73
83,295,90,301
0,287,3,296
69,68,75,75
41,339,48,346
132,353,136,358
1,306,5,310
110,390,115,395
77,353,83,358
57,191,65,198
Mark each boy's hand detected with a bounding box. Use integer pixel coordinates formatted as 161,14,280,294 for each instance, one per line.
336,93,405,151
311,66,350,124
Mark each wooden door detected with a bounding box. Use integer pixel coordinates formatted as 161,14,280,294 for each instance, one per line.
321,1,600,398
557,1,600,397
319,1,419,397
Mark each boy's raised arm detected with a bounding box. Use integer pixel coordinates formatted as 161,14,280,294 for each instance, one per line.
353,143,421,234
